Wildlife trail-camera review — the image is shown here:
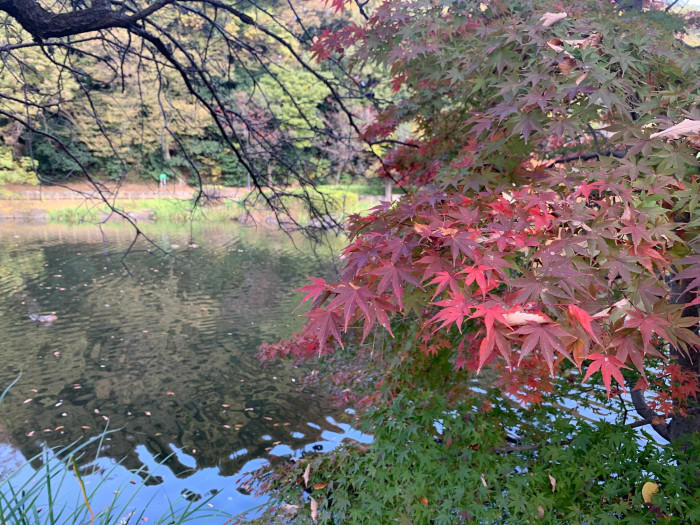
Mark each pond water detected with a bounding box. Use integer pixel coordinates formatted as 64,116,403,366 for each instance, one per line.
0,223,369,522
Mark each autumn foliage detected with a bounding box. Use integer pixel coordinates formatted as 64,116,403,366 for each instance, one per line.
262,0,699,414
251,0,700,521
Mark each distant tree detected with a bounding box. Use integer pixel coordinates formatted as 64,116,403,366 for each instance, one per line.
0,0,386,231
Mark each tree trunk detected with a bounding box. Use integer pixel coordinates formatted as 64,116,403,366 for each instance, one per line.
667,274,700,442
630,271,700,444
161,126,171,162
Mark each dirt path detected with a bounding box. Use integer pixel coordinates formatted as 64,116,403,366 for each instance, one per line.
0,182,246,201
0,182,250,222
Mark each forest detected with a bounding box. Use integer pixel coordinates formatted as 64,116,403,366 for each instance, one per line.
0,0,377,191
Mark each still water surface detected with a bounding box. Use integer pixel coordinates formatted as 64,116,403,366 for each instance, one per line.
0,223,367,521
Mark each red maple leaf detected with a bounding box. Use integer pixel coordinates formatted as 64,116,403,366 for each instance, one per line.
303,308,343,353
326,0,349,13
426,270,461,299
468,302,512,370
444,231,479,264
328,282,375,330
431,293,472,332
621,308,673,355
567,304,601,344
513,323,572,375
459,264,497,298
297,277,329,307
528,206,555,231
372,263,420,309
391,73,407,92
582,353,629,397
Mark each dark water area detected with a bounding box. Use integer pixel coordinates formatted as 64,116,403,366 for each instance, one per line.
0,223,368,521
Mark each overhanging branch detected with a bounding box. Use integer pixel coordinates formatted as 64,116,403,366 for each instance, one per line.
0,0,175,40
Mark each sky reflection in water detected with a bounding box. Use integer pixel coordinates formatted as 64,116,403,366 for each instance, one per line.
0,223,369,520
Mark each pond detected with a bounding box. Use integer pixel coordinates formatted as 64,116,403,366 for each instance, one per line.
0,222,369,522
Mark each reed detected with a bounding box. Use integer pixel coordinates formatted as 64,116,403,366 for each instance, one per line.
0,376,231,524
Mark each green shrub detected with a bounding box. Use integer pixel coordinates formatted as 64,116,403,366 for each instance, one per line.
0,146,38,185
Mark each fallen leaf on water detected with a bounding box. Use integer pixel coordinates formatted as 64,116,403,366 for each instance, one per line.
540,12,567,27
650,119,700,140
548,473,556,492
642,481,659,504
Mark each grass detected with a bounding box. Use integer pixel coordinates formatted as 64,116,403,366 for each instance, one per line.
315,184,386,197
252,185,387,225
46,198,246,224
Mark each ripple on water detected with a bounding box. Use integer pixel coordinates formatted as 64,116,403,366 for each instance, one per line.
0,223,357,517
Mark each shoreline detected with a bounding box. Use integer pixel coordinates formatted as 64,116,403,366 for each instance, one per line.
0,183,381,225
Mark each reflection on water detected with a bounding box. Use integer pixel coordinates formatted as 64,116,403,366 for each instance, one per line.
0,223,367,519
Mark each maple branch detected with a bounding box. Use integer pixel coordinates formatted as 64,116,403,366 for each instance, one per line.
0,0,175,40
546,148,627,167
665,0,681,12
627,380,671,441
628,407,700,430
354,0,370,20
493,438,573,454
